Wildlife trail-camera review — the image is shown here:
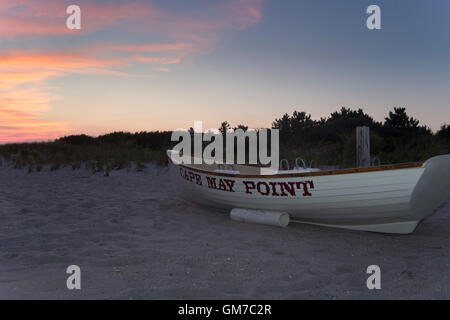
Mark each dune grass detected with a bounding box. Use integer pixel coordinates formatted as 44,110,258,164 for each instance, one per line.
0,140,168,173
1,131,447,173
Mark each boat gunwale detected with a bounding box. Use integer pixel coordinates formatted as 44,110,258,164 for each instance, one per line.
172,159,424,179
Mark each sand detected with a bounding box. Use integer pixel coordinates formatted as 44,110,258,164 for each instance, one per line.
0,163,449,299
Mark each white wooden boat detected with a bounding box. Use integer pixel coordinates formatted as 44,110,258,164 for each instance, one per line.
167,150,450,234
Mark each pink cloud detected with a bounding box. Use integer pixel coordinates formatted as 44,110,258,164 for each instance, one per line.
153,67,170,72
0,0,264,143
109,43,191,53
0,108,69,143
0,48,187,143
130,56,181,65
0,0,160,36
0,0,263,40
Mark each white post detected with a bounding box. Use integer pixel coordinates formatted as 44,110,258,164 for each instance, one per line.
356,126,370,168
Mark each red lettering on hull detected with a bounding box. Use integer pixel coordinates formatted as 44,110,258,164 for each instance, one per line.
242,180,314,197
178,168,314,197
205,176,236,192
179,168,203,186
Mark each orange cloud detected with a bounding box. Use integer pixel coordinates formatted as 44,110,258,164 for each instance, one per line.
0,108,69,143
0,86,67,143
0,88,57,112
0,71,59,90
0,49,185,76
0,49,187,143
0,0,264,143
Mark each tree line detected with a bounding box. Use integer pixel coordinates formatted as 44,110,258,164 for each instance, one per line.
221,107,449,167
0,107,449,170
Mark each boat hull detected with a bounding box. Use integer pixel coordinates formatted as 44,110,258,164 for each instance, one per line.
168,153,450,234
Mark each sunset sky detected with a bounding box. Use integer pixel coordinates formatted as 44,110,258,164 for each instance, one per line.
1,0,449,143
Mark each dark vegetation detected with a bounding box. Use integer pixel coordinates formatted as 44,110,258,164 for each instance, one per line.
0,131,172,173
0,107,448,172
271,107,449,168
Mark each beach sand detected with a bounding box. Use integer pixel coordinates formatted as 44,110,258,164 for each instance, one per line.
0,164,449,299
